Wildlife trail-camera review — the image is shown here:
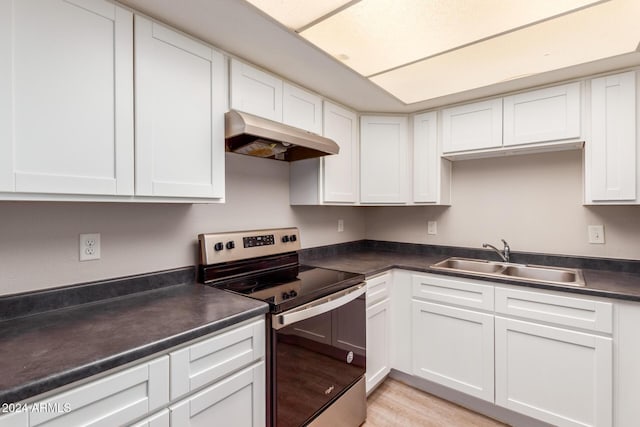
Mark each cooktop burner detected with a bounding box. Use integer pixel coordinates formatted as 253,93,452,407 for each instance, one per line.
212,264,363,312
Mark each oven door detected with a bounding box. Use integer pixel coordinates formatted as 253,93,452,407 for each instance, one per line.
271,283,366,427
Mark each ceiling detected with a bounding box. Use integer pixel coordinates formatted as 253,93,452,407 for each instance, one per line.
120,0,640,113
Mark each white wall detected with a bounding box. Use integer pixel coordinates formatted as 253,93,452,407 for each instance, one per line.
0,154,366,296
365,150,640,260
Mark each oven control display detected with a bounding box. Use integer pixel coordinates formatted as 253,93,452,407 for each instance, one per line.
243,234,275,248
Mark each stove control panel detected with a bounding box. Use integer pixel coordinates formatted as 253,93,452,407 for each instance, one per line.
199,227,301,265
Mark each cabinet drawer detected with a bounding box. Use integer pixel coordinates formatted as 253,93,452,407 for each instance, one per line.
412,274,494,311
495,287,612,333
366,273,391,307
170,319,265,400
30,356,169,427
130,409,169,427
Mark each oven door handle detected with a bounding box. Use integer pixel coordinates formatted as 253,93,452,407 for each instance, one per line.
272,283,366,330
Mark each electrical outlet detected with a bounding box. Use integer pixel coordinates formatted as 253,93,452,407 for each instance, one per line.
588,225,605,244
427,221,437,235
79,233,101,261
337,219,344,233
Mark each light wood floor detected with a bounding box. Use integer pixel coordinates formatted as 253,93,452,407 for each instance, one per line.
363,378,508,427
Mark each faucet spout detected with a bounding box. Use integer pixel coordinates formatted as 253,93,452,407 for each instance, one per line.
482,239,511,262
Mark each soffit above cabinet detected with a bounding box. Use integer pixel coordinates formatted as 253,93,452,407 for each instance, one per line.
119,0,640,113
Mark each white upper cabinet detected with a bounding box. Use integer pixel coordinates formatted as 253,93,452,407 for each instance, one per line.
289,101,358,205
442,99,503,153
503,82,581,147
360,115,409,203
230,58,283,122
134,16,225,200
413,111,451,204
586,71,638,203
0,0,134,196
322,102,359,203
283,82,322,134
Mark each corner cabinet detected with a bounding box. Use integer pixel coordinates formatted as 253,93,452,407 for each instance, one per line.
360,116,409,204
585,71,639,204
365,273,392,394
0,0,134,196
290,101,358,205
134,16,225,200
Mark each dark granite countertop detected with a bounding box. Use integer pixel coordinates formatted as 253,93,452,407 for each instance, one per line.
0,278,268,405
301,247,640,302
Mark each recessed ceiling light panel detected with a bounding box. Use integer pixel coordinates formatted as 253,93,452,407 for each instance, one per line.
245,0,353,31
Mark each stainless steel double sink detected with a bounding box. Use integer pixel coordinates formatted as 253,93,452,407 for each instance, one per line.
430,257,585,287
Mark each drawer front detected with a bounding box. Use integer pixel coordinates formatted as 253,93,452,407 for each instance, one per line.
495,287,612,333
130,409,169,427
366,273,391,307
412,274,494,311
170,319,265,400
30,356,169,427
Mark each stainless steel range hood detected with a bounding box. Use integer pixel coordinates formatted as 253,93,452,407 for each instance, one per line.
225,110,339,161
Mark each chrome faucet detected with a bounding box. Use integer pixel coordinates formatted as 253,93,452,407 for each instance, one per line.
482,239,511,262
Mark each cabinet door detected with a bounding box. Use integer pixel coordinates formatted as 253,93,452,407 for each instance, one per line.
134,16,225,199
360,115,409,203
171,319,265,401
442,99,502,153
412,300,494,402
30,356,169,427
170,362,265,427
282,83,322,134
323,101,359,203
495,317,612,427
588,71,637,202
366,298,390,394
230,59,282,122
503,82,581,146
0,0,134,195
413,111,450,204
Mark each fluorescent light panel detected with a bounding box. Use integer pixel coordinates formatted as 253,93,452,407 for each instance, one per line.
245,0,353,30
299,0,602,76
371,0,640,103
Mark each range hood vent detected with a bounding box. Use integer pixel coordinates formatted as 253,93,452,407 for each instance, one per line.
225,110,339,161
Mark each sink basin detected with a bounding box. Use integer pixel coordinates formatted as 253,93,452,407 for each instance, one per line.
430,257,585,286
435,258,503,274
502,265,582,284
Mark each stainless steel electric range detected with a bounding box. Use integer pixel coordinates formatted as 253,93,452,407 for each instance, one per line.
198,228,367,427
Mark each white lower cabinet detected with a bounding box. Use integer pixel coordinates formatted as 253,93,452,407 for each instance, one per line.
495,317,612,427
365,273,392,393
411,274,494,402
0,318,265,427
412,300,494,402
170,362,265,427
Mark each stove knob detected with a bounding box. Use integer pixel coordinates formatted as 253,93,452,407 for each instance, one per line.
226,241,235,250
289,235,297,242
281,235,290,243
214,242,224,251
282,292,290,300
289,290,298,298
